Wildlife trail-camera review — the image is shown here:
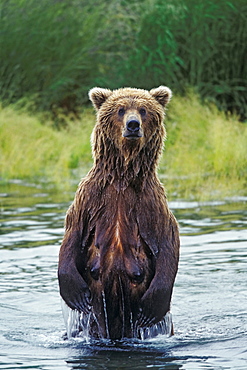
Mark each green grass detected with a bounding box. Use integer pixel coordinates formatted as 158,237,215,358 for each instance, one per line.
161,92,247,199
0,105,94,188
1,94,246,199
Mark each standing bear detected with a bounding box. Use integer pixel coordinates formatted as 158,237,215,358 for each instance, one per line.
58,86,180,340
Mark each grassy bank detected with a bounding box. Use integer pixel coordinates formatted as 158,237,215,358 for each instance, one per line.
1,94,246,199
0,105,94,188
161,92,247,199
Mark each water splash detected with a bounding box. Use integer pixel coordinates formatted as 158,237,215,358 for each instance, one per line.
130,311,134,336
62,299,173,341
118,275,125,338
138,312,174,340
101,290,110,338
61,299,91,341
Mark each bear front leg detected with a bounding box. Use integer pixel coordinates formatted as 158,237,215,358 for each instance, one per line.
137,276,172,327
137,237,179,328
58,230,91,314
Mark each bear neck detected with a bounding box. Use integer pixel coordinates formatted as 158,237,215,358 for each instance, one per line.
92,146,161,192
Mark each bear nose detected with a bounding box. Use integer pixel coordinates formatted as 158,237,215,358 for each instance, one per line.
126,118,140,133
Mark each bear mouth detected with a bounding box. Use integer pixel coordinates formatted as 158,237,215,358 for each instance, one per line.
123,132,143,139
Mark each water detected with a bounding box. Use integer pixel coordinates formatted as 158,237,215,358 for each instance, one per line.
0,180,246,369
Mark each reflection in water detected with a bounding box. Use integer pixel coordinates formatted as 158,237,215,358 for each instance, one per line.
66,342,183,370
0,181,247,369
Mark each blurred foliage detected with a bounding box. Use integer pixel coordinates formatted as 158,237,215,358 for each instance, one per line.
0,0,246,120
111,0,247,120
0,0,106,115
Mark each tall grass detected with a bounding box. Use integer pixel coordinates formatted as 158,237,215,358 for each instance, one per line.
1,94,246,199
1,0,246,119
0,0,106,114
115,0,247,119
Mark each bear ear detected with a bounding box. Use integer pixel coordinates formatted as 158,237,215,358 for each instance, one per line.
89,87,112,110
149,86,172,107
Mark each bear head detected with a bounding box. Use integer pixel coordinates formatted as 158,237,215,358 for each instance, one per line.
89,86,171,158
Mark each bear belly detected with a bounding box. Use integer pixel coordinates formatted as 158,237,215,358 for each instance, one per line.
84,238,154,339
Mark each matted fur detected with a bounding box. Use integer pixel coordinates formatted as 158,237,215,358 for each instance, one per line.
58,86,179,339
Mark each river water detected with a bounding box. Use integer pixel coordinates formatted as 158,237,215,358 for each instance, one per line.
0,180,246,370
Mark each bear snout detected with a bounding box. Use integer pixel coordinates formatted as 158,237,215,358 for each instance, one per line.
127,118,140,132
123,115,143,139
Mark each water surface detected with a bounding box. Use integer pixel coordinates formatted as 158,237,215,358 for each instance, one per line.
0,181,246,369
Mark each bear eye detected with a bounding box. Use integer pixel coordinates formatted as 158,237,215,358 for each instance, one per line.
118,108,125,116
139,108,146,116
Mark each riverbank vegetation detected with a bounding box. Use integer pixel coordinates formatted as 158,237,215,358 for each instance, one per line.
1,0,246,120
1,94,246,200
0,0,246,199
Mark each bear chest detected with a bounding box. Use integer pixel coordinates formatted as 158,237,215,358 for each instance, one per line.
86,225,153,287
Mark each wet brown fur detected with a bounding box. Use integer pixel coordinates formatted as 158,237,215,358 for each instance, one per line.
58,86,180,339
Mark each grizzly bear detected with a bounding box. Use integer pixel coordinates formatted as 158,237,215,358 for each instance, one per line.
58,86,180,340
